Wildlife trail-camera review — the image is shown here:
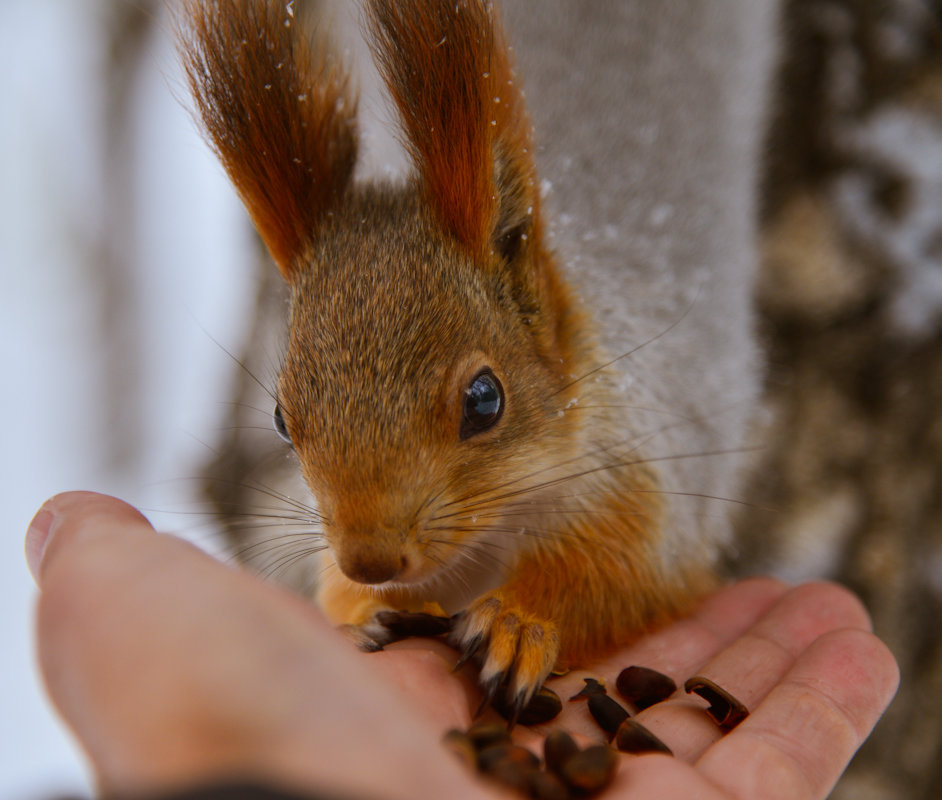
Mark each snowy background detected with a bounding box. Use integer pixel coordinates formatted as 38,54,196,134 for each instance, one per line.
1,3,257,796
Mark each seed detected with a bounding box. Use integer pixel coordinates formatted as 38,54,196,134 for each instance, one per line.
466,721,512,750
477,743,541,774
373,610,452,639
559,744,618,794
569,677,607,701
615,665,677,710
493,686,563,726
614,718,673,756
442,729,478,769
684,676,749,730
587,693,630,739
527,769,572,800
487,760,533,794
543,729,580,777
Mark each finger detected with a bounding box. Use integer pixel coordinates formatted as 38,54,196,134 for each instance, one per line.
697,627,899,800
26,491,155,586
609,754,727,799
33,490,323,736
29,492,494,800
546,577,789,738
618,576,792,674
632,582,874,761
371,638,484,730
31,492,330,792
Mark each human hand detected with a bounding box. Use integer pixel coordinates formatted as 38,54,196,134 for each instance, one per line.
27,492,898,800
27,491,492,800
375,571,901,799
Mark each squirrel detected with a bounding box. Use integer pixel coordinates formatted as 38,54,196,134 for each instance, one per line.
176,0,775,716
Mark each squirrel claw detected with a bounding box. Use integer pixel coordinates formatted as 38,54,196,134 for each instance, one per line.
504,692,529,730
472,680,532,730
452,632,485,672
452,592,560,720
339,619,396,652
474,673,503,718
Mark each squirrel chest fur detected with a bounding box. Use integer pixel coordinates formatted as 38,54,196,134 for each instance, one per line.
178,0,772,710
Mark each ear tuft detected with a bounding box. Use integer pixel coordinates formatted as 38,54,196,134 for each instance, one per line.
366,0,540,263
177,0,357,279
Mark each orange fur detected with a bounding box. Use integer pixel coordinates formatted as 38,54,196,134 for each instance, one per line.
179,0,717,706
497,472,716,669
366,0,539,263
319,569,421,627
177,0,357,278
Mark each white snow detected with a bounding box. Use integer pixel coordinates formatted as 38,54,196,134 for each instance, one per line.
834,105,942,337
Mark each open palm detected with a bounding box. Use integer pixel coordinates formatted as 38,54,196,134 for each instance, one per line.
29,492,898,800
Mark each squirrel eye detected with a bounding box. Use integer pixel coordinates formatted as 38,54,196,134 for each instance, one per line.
273,403,292,444
461,369,504,439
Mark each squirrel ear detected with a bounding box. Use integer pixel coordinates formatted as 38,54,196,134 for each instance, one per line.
177,0,357,281
366,0,541,266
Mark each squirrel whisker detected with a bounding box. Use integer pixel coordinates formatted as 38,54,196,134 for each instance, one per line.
177,0,771,703
257,543,332,584
201,476,328,522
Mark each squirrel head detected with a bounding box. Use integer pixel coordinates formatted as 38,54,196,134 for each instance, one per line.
180,0,594,590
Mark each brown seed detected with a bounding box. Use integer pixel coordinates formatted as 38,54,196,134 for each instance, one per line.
527,769,572,800
614,718,673,756
442,729,478,769
559,744,618,794
494,686,564,726
373,609,452,638
569,677,607,701
486,761,533,794
587,693,630,739
477,743,541,774
684,676,749,730
543,729,580,777
466,721,512,750
615,665,677,710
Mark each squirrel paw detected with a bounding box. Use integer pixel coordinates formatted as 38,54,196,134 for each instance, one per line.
341,609,454,652
340,619,397,652
451,593,560,721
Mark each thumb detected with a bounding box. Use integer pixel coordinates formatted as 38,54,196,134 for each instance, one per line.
23,491,494,800
25,491,263,794
25,491,155,587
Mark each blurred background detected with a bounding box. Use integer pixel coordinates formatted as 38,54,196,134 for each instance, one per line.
2,1,941,798
1,2,258,796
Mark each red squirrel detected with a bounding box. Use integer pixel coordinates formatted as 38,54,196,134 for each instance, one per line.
177,0,771,715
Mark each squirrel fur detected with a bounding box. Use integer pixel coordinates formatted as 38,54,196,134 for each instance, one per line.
177,0,776,711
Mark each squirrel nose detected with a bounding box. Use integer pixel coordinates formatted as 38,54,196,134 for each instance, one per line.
335,539,406,585
343,557,403,585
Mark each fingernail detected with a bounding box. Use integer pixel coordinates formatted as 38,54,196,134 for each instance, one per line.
25,507,55,584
